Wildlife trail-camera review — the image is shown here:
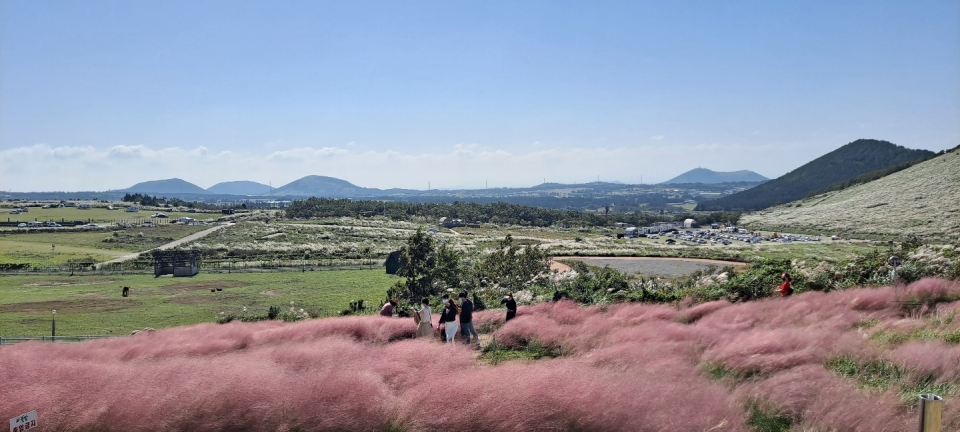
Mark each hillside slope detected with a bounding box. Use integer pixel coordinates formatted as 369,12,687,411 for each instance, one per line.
697,139,935,211
741,148,960,240
273,175,373,197
662,168,767,184
122,178,208,194
206,181,272,195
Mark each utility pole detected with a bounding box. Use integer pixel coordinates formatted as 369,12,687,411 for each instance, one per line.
51,309,56,338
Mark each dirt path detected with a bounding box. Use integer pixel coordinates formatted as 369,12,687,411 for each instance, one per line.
95,223,233,268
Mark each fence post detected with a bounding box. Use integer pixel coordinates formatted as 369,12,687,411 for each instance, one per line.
919,394,943,432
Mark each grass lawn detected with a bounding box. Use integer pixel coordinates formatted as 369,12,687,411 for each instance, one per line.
0,269,399,336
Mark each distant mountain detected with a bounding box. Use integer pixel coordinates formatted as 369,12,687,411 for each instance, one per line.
663,168,768,184
696,139,936,211
742,146,960,241
272,175,374,197
206,181,272,195
121,178,208,195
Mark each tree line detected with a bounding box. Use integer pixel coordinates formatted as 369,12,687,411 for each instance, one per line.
121,193,218,209
285,197,741,228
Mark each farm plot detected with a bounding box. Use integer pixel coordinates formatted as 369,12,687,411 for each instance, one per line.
0,224,210,267
3,206,220,225
561,256,748,278
187,220,419,261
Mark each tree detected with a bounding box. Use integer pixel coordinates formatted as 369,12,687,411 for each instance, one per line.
474,234,550,294
393,228,465,303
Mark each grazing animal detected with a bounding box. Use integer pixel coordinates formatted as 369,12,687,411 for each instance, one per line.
122,286,130,297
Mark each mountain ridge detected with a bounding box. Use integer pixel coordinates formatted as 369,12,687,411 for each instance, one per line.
121,178,209,195
662,168,768,184
696,139,935,211
741,147,960,240
206,181,273,195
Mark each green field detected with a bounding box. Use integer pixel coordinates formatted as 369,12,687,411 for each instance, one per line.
0,270,398,336
0,224,210,265
2,206,221,225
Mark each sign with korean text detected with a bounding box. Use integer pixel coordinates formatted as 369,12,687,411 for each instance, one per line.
9,410,37,432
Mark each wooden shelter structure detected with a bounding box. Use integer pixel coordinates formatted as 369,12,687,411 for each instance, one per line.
385,250,402,275
152,250,201,277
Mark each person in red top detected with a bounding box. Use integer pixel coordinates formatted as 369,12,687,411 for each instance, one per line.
778,273,793,297
379,298,397,317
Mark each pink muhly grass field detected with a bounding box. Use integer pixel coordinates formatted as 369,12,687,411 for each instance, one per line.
2,278,959,431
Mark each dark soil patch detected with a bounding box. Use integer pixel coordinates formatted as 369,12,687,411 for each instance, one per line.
160,280,251,305
162,280,250,293
22,279,117,287
0,299,140,314
166,292,247,305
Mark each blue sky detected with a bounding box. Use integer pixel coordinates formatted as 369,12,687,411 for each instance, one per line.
2,0,958,191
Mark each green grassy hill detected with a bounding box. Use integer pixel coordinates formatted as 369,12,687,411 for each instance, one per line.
741,147,960,240
697,139,935,211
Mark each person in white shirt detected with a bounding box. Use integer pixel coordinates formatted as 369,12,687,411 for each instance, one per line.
415,298,433,338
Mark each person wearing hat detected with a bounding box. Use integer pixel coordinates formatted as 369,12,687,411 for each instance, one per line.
458,292,480,347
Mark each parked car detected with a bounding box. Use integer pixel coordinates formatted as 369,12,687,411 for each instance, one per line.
9,209,20,214
17,223,26,228
46,222,61,227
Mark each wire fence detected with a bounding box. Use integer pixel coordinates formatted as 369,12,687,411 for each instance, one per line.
0,335,118,345
0,259,385,276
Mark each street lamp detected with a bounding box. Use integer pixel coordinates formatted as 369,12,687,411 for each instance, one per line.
51,309,57,338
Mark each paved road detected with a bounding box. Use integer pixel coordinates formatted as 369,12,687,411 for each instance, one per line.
95,223,233,268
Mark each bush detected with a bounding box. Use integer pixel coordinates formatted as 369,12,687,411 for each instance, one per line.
719,258,794,302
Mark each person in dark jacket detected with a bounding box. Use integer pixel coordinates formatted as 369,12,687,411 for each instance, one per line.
501,293,517,321
439,297,460,343
458,292,479,347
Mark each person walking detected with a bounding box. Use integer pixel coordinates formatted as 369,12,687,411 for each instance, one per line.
778,273,793,297
439,297,460,343
379,298,397,317
502,292,517,321
458,292,480,347
415,298,433,338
